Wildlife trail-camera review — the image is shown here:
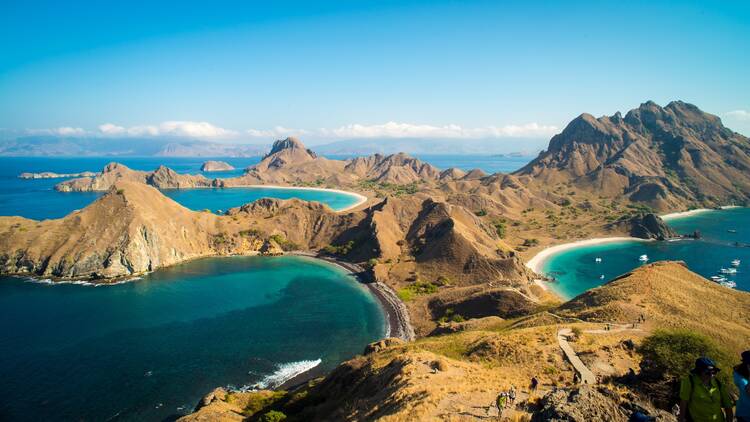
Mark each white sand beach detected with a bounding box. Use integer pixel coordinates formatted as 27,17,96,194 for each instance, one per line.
660,208,712,221
239,184,368,212
526,237,649,273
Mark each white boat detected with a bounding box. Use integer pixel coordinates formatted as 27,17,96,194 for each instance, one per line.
595,257,602,263
731,259,741,267
720,268,737,274
711,275,727,282
638,254,649,262
599,274,605,280
720,280,737,288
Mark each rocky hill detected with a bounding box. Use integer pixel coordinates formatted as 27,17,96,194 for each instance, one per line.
0,181,222,279
183,261,745,421
515,101,750,211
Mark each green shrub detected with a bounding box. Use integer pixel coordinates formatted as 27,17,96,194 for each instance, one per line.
492,219,507,238
522,238,539,247
258,410,287,422
323,240,355,256
366,258,378,268
116,188,125,195
269,234,300,251
474,209,487,217
397,287,416,302
639,329,733,388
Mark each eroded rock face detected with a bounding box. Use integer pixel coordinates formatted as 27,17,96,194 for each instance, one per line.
627,213,678,240
516,101,750,210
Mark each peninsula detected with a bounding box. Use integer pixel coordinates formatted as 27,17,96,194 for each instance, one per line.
2,101,749,421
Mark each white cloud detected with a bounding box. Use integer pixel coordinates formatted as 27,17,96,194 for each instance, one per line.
725,110,750,121
318,121,558,139
245,126,310,139
97,121,237,139
25,120,559,141
27,126,88,136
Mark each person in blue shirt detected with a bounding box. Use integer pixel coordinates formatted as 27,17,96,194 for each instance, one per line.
735,350,750,422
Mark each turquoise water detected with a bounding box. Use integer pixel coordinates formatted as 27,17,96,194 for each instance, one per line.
162,187,360,214
0,256,385,421
541,207,750,299
0,157,359,219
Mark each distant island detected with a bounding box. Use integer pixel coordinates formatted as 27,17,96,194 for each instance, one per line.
18,171,96,179
200,160,235,171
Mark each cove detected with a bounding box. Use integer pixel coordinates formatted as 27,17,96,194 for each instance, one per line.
538,207,750,299
0,157,363,220
0,255,386,421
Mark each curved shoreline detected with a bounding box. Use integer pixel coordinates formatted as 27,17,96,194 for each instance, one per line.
525,237,650,274
290,252,415,342
236,184,368,212
660,205,741,221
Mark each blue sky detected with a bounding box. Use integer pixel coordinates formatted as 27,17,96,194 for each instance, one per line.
1,0,749,144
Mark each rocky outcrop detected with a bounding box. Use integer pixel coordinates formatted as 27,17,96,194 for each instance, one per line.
516,101,750,211
532,386,674,422
617,213,678,240
18,171,96,179
200,160,235,171
55,163,214,192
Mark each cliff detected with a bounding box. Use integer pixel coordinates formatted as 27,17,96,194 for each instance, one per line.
516,101,750,211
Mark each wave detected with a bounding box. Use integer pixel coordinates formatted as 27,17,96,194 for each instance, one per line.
239,358,322,391
21,276,141,287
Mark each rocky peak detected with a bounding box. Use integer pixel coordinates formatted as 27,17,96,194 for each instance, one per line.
265,137,317,159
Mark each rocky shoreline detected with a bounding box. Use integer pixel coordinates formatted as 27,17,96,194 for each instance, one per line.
291,251,415,342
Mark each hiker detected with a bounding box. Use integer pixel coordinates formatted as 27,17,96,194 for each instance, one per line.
678,357,733,422
734,350,750,422
495,392,507,416
508,385,516,405
530,376,538,392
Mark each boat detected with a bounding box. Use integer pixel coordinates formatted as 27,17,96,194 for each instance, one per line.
638,254,649,262
731,259,741,267
595,257,602,263
720,280,737,289
728,229,737,233
720,268,737,274
599,274,605,280
710,275,727,282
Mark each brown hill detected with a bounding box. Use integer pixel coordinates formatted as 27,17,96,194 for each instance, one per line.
184,262,747,421
55,162,214,192
0,181,221,279
557,260,750,354
516,101,750,211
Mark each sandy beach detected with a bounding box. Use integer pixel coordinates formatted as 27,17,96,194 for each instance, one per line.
233,184,368,212
526,237,649,273
660,208,712,221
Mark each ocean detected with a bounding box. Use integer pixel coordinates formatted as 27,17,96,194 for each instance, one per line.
540,207,750,299
0,154,529,421
0,155,530,219
0,256,385,421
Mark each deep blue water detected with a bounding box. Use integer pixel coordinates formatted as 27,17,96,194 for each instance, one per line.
541,207,750,299
0,256,385,421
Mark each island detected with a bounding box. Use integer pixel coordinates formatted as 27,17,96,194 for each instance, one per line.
200,160,235,172
18,171,96,179
2,100,749,421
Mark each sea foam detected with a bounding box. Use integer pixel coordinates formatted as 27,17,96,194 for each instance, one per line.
240,358,322,391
